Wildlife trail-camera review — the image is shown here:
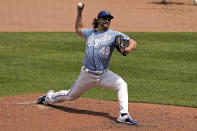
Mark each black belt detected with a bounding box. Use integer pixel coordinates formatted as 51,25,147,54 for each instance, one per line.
83,67,107,76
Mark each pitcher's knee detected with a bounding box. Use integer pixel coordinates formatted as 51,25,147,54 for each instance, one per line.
115,78,127,91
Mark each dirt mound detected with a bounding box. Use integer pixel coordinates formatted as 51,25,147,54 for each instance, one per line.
0,94,196,131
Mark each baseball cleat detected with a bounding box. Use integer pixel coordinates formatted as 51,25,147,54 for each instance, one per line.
37,90,54,105
37,95,47,105
117,113,138,126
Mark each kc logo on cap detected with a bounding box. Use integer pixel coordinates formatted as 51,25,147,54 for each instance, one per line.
97,10,114,19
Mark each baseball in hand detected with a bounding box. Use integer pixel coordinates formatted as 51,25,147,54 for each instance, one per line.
77,2,84,8
194,0,197,5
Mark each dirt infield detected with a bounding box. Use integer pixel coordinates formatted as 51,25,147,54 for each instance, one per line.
0,0,197,32
0,94,197,131
0,0,197,131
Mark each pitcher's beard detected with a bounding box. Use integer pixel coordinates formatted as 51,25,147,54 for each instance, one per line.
102,23,110,30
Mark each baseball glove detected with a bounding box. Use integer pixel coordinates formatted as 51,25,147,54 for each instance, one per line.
114,35,129,56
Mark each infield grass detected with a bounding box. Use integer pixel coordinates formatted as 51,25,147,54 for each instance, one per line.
0,32,196,107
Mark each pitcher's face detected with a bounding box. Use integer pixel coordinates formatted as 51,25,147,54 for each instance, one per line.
98,16,112,31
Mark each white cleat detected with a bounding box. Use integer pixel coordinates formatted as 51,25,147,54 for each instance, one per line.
37,90,54,105
117,113,138,126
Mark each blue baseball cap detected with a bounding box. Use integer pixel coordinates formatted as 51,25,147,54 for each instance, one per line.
97,10,114,19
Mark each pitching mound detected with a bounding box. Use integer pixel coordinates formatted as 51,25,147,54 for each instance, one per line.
0,94,196,131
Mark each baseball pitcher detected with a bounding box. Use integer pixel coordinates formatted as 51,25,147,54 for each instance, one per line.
37,3,138,125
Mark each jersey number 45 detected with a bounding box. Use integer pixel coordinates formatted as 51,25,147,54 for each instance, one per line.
99,47,110,56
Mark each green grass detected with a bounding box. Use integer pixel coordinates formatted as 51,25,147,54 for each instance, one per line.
0,32,196,107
